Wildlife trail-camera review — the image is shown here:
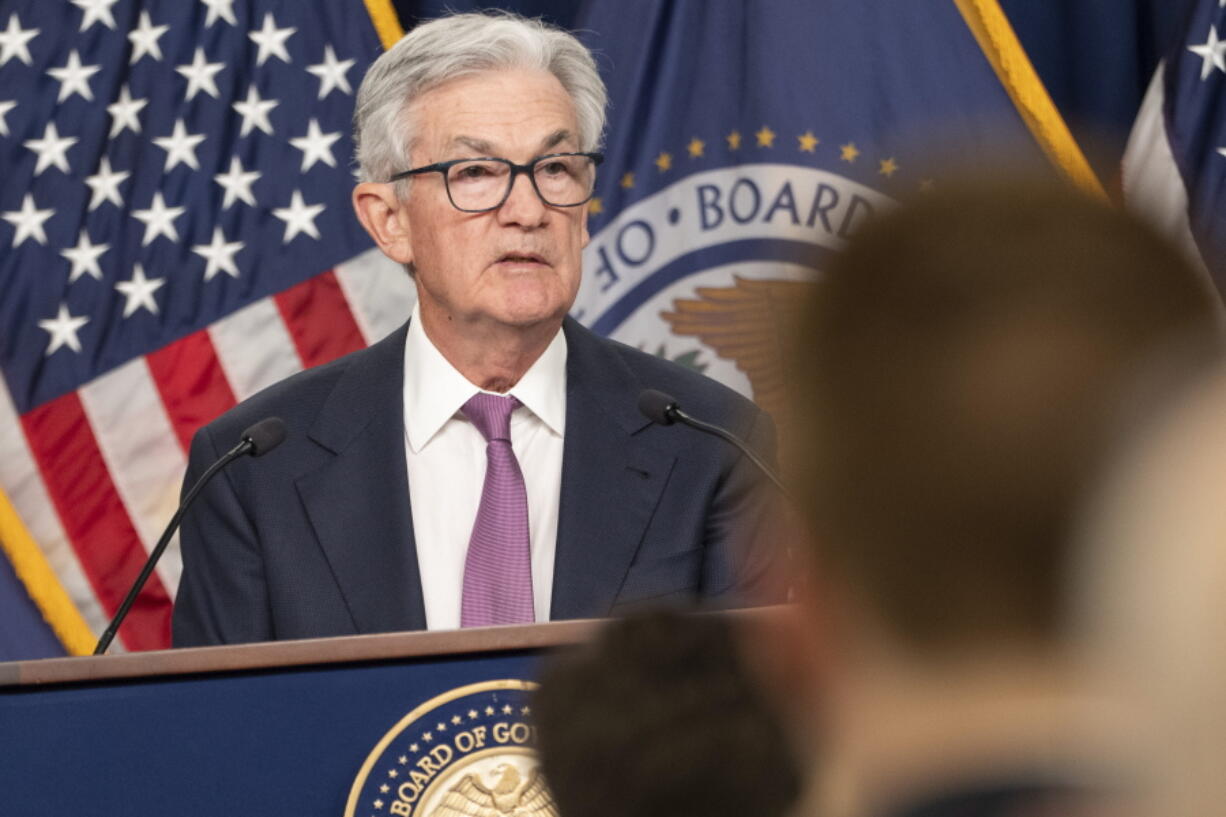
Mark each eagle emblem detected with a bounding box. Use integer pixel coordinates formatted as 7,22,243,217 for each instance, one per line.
661,275,816,457
430,764,556,817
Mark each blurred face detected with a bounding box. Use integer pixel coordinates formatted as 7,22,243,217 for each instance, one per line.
399,68,590,332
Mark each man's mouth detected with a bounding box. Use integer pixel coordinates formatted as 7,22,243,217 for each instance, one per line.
497,252,547,265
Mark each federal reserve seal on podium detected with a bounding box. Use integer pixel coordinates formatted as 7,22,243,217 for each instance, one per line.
346,680,555,817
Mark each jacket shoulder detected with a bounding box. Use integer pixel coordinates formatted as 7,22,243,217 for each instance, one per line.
597,332,760,419
197,323,406,445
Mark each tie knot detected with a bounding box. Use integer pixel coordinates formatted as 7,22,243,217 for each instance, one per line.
462,393,520,442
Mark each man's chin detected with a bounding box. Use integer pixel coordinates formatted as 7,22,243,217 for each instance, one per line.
494,306,569,331
490,289,575,330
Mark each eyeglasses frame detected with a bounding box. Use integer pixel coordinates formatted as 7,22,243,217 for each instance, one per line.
386,151,604,213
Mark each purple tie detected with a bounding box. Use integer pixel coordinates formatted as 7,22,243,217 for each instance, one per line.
460,393,535,627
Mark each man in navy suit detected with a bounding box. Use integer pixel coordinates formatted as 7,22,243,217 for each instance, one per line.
172,12,777,646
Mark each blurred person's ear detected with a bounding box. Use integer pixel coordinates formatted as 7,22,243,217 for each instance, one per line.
738,544,844,759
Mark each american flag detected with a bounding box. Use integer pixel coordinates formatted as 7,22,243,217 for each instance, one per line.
1123,0,1226,298
0,0,413,657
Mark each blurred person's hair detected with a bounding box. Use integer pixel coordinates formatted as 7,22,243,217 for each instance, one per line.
532,610,802,817
793,174,1221,652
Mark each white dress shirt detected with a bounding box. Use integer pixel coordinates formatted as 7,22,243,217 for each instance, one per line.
402,303,567,630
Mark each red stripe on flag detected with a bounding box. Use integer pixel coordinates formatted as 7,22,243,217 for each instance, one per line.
21,392,171,651
274,270,366,368
146,330,238,453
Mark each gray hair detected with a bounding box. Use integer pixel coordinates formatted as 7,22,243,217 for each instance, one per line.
353,11,608,186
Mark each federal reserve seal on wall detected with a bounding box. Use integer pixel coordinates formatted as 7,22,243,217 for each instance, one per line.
345,680,554,817
576,160,896,456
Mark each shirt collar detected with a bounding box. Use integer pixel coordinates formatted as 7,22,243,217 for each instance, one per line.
508,320,567,437
403,302,567,452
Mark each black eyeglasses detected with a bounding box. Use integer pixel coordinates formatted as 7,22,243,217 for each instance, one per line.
388,152,603,213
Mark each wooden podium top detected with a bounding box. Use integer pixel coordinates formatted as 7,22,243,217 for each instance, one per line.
0,618,599,689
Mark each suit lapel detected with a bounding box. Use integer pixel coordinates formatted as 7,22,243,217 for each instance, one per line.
551,319,675,619
295,323,427,633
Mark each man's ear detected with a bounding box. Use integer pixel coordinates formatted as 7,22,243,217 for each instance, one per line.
352,182,414,265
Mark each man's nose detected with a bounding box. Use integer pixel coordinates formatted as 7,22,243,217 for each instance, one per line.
496,169,548,227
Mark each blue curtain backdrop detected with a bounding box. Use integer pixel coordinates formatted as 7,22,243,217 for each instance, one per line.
392,0,1197,184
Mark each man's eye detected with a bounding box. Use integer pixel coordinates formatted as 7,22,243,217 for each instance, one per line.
539,161,567,176
456,164,491,179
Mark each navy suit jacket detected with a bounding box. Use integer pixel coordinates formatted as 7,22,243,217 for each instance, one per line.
172,317,778,646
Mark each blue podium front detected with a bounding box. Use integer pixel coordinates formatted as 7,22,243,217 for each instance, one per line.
0,621,593,817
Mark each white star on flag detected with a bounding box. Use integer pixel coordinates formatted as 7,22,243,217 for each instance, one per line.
0,99,14,137
23,122,78,176
71,0,119,32
61,230,109,282
273,190,325,243
290,119,341,171
214,157,261,209
153,119,206,172
114,264,165,318
2,193,54,247
132,192,185,246
1188,25,1226,80
176,47,225,101
201,0,238,28
0,14,38,67
37,304,89,355
192,227,245,280
106,85,147,137
127,11,169,64
232,85,278,136
248,13,295,67
84,157,129,211
47,50,101,103
307,45,355,99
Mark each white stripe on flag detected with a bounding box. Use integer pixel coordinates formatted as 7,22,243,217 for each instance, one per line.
1123,61,1216,289
335,248,417,344
78,358,187,596
210,297,304,401
0,379,111,644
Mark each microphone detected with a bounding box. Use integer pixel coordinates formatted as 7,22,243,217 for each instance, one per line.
637,389,790,499
93,417,287,655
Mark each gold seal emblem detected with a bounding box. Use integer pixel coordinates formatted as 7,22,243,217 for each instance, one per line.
345,680,555,817
429,762,553,816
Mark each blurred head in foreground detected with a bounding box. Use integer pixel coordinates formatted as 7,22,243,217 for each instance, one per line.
532,610,802,817
772,174,1221,815
1075,361,1226,817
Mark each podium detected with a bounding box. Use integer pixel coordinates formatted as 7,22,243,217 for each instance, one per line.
0,620,597,816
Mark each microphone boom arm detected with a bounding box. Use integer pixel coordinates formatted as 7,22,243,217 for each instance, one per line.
93,417,285,655
669,406,792,501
